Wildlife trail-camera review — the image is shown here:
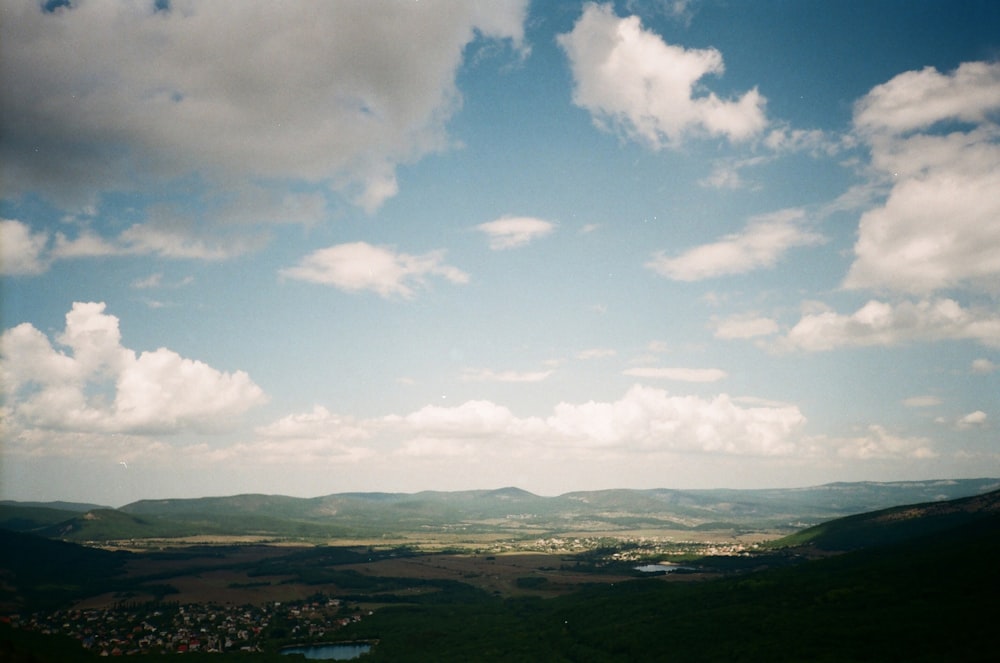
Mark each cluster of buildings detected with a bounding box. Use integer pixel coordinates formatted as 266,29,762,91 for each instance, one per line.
509,535,753,558
4,596,366,657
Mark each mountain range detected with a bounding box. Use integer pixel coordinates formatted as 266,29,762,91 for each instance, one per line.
3,478,998,542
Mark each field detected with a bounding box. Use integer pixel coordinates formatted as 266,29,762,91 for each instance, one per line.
4,483,1000,661
68,530,741,612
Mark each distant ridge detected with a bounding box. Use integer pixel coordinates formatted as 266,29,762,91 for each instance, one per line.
1,478,996,543
0,500,111,512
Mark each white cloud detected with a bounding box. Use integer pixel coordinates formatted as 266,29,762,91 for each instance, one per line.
117,222,263,261
763,126,842,156
557,3,766,149
250,385,807,461
713,314,779,340
475,216,556,249
845,62,1000,294
255,405,371,442
50,230,125,259
280,242,469,298
0,1,528,212
853,62,1000,136
957,410,988,429
622,367,727,382
543,385,803,454
833,425,936,460
392,400,538,439
903,396,942,408
460,368,553,383
971,358,998,374
5,218,259,277
780,298,1000,351
647,208,824,281
0,219,49,275
0,302,266,436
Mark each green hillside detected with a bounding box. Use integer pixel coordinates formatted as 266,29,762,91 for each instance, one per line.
5,478,998,543
771,487,1000,551
115,478,1000,540
0,529,131,611
3,487,999,661
0,504,85,534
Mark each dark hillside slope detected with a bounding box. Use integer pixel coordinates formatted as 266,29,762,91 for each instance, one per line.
343,510,1000,662
773,486,1000,551
33,508,195,541
0,504,86,533
0,529,130,612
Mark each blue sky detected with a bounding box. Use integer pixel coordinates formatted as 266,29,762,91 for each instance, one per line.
2,0,999,506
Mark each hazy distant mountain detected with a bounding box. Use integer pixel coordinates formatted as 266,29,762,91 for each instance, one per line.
4,479,997,543
0,500,110,512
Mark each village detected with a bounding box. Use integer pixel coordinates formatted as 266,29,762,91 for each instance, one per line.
5,595,366,657
483,534,759,561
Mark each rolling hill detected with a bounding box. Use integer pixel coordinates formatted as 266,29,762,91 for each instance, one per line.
3,478,997,543
772,486,1000,551
339,491,1000,662
3,486,999,661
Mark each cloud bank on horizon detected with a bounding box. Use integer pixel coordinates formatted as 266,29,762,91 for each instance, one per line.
1,1,998,505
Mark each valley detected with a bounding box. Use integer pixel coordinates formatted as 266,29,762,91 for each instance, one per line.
2,479,999,661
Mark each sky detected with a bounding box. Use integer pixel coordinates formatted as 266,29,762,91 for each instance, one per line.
2,0,999,507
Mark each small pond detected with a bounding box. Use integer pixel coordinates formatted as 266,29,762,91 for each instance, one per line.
279,642,372,660
634,563,692,574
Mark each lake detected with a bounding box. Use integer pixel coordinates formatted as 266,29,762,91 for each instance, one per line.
634,563,691,573
279,642,372,660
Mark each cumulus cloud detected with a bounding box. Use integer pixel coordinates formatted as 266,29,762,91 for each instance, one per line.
251,385,807,460
853,62,1000,136
779,298,1000,351
622,367,727,382
712,314,780,340
280,242,469,298
475,216,556,249
543,385,802,454
647,208,824,281
957,410,988,429
0,219,49,275
557,3,766,149
0,302,266,435
833,425,936,460
845,62,1000,294
254,405,369,441
971,358,998,374
0,1,528,212
392,400,536,439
